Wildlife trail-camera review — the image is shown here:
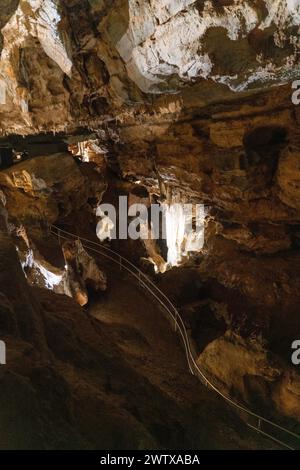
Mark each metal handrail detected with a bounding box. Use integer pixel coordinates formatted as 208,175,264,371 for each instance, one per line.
50,224,300,450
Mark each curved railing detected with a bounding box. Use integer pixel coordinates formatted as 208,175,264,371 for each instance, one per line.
50,224,300,450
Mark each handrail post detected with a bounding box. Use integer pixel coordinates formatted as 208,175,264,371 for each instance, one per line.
174,309,178,332
258,418,262,430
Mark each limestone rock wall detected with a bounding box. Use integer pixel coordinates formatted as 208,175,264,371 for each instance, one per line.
0,0,300,433
1,1,300,135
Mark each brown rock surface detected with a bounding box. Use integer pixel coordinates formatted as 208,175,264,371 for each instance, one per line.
0,153,88,223
0,0,300,449
0,225,279,449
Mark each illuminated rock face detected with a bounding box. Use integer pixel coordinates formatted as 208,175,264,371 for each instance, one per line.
0,153,89,223
163,203,205,267
0,0,73,134
1,0,72,77
0,1,300,135
62,239,107,306
116,0,300,93
0,0,300,436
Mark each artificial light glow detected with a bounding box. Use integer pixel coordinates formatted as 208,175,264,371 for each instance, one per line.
21,249,65,290
163,203,205,267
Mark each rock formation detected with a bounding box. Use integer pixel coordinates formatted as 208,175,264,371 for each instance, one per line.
0,0,300,450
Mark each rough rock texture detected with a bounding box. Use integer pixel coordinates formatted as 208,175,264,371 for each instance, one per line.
1,1,300,135
0,0,300,448
62,239,107,306
0,151,107,306
0,222,278,449
0,153,88,223
116,0,300,93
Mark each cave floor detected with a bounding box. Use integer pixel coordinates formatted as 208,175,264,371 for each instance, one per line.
89,265,279,450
